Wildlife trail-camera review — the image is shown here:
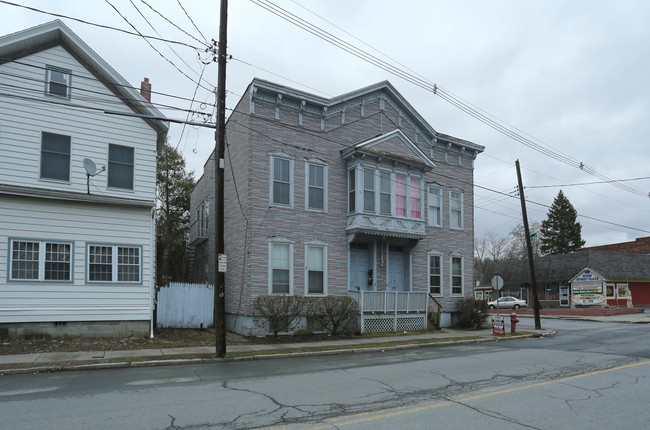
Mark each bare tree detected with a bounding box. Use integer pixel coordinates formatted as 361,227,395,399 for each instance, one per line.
504,221,542,260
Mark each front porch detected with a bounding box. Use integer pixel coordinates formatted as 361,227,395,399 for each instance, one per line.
348,290,430,333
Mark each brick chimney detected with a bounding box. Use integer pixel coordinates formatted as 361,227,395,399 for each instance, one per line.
140,77,152,102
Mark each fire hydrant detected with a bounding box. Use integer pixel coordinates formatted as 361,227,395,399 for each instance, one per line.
510,313,519,334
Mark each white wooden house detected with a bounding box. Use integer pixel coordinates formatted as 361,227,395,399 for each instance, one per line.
0,21,168,338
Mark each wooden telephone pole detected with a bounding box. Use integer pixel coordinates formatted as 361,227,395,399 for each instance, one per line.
515,160,541,330
214,0,228,358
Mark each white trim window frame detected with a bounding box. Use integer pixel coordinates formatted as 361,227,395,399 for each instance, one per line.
363,168,375,213
379,170,392,215
450,190,464,230
451,255,464,296
45,65,71,99
305,242,327,296
305,161,327,212
268,239,293,295
348,168,356,214
270,154,294,207
427,185,442,227
107,143,135,190
8,239,73,282
87,244,142,284
428,252,442,296
40,132,71,182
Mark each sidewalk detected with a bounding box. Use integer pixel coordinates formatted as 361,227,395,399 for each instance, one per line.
1,310,646,376
0,327,551,375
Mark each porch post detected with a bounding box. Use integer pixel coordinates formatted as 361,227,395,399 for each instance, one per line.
359,291,365,334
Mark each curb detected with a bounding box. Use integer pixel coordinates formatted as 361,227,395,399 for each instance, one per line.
0,331,554,376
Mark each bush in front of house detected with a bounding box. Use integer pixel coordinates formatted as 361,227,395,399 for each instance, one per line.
456,298,488,329
306,296,359,335
253,295,306,337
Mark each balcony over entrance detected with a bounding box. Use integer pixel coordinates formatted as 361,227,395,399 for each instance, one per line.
347,213,425,239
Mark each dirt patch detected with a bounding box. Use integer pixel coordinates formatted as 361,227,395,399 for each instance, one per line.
0,328,217,356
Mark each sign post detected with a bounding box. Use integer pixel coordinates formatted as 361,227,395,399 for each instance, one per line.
491,275,504,316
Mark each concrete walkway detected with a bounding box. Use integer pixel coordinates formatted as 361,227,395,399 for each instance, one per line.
1,311,646,375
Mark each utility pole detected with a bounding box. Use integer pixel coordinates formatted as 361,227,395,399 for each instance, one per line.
515,160,541,330
214,0,228,358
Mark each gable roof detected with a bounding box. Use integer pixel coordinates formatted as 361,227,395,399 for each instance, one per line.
0,20,168,149
340,129,435,169
484,251,650,287
249,78,485,154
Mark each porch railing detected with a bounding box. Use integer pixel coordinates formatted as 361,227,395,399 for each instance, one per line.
348,290,428,333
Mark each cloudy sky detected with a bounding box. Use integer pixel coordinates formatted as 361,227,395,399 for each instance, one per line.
2,0,649,247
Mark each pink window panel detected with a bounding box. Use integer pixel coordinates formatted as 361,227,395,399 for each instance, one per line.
410,178,421,218
396,174,406,217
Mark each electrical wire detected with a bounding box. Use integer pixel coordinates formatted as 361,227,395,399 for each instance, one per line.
0,57,217,109
139,0,208,47
105,0,214,93
176,0,208,44
0,0,206,51
250,0,650,198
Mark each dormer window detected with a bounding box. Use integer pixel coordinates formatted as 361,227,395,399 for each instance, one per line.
45,65,71,99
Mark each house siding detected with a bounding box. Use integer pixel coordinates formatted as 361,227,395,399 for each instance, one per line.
0,46,158,202
191,79,482,332
0,194,153,323
0,21,167,337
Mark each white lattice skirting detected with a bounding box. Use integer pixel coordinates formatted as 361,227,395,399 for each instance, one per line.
360,314,426,333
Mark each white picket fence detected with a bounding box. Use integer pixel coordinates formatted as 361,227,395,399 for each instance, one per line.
156,282,214,328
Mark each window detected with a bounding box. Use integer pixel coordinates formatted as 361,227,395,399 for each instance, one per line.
40,132,71,181
196,199,209,237
428,186,442,227
379,171,391,214
307,163,326,210
451,256,463,296
271,156,292,206
348,169,356,213
395,174,407,217
108,144,134,190
363,168,375,212
9,239,71,282
450,191,463,229
306,245,326,295
269,241,292,294
428,254,442,296
410,178,421,218
45,65,71,98
88,244,141,283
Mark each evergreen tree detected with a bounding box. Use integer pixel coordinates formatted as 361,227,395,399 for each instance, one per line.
156,141,195,284
539,190,585,255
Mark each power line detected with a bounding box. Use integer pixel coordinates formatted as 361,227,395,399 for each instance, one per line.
105,0,214,93
139,0,207,47
0,0,206,51
176,0,208,44
0,57,217,109
526,176,650,189
250,0,649,199
0,71,214,118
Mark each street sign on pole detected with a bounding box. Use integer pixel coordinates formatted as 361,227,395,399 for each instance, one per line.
491,275,504,290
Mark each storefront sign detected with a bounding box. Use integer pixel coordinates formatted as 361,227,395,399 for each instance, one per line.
492,316,505,335
572,282,603,294
571,293,606,306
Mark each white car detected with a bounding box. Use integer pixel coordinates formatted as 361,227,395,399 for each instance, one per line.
488,297,527,310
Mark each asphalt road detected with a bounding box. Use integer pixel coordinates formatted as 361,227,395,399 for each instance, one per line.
1,319,648,430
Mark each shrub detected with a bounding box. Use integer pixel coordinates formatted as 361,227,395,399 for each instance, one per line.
253,295,306,337
306,296,359,335
456,298,488,329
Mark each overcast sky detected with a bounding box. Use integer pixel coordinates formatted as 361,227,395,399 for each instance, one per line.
3,0,649,247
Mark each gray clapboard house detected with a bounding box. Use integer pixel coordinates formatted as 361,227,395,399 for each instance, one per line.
0,21,168,338
189,79,484,334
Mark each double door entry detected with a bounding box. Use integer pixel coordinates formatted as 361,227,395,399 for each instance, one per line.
349,243,410,291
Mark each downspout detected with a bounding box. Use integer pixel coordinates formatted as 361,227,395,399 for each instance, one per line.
150,206,156,338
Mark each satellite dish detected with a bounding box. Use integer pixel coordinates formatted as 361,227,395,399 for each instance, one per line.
83,158,97,176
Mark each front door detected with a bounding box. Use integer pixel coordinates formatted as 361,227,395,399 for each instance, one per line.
520,288,529,304
350,243,372,291
560,286,570,307
388,246,408,291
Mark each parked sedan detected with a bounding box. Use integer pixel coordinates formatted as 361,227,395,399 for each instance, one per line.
487,296,527,310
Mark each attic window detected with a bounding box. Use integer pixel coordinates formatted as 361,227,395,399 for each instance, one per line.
45,65,71,99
